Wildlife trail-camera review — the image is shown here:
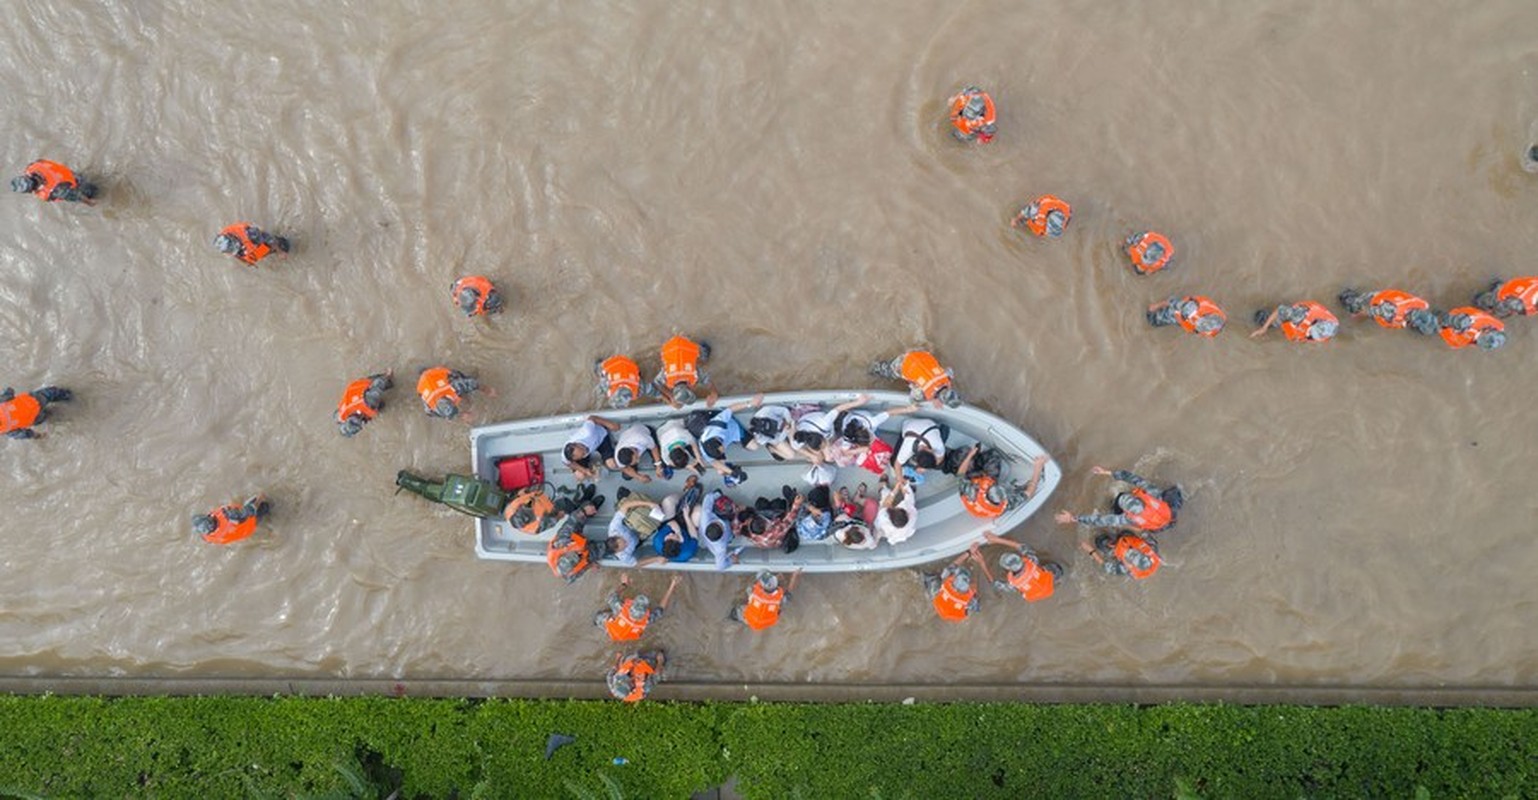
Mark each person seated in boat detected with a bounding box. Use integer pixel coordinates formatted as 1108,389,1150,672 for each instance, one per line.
1250,301,1339,343
1083,531,1161,580
688,490,740,571
1475,276,1538,318
653,335,719,409
831,485,878,550
1438,307,1507,351
1124,231,1174,275
947,86,996,143
214,222,291,266
686,394,763,486
655,415,703,478
416,367,479,420
451,275,504,317
564,415,620,483
594,354,654,409
874,473,917,545
607,650,665,703
870,350,961,408
832,401,919,476
546,500,606,584
605,488,669,568
793,485,836,543
923,554,979,623
1055,466,1183,534
605,422,663,483
731,570,801,631
959,453,1049,520
1,385,72,440
744,403,798,461
636,478,703,566
193,494,272,545
594,573,681,642
12,159,97,204
736,486,800,550
791,395,873,466
1338,288,1439,334
893,417,948,482
974,532,1061,603
1147,296,1228,338
335,371,393,438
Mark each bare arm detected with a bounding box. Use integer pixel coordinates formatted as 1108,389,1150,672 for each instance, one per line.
587,415,622,432
1250,307,1279,338
1023,455,1048,497
954,445,979,477
832,393,872,414
659,575,682,608
703,382,720,408
787,569,803,594
982,531,1017,549
727,393,765,413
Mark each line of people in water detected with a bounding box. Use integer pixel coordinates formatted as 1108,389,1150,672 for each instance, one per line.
952,89,1529,351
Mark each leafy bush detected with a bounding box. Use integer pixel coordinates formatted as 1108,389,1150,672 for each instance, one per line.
0,697,1532,799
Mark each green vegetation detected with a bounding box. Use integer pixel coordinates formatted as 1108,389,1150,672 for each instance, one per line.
0,697,1533,798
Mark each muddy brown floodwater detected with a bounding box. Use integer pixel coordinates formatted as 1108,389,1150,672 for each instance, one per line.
1,0,1537,694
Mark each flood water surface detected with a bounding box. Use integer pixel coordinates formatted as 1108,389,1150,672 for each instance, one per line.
2,0,1537,690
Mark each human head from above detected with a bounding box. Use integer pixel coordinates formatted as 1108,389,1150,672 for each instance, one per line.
756,570,778,592
886,507,909,529
608,386,634,408
509,504,537,529
793,430,825,450
338,416,365,437
841,418,872,446
191,514,217,536
701,438,727,461
10,175,39,194
627,594,651,619
213,233,242,254
999,551,1025,574
671,384,697,406
704,520,726,542
616,447,639,469
936,386,961,409
912,450,938,470
564,442,589,464
1116,492,1145,515
1478,330,1507,350
749,417,781,442
951,567,972,593
434,397,459,418
667,445,691,468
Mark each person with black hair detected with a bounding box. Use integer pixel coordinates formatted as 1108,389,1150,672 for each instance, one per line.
686,394,763,486
744,403,799,461
605,422,663,482
688,489,740,571
791,395,871,465
563,415,619,483
875,473,917,544
655,416,703,477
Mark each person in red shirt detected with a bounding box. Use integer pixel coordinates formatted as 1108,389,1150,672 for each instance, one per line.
335,371,393,437
947,86,996,143
922,553,979,623
1082,531,1162,580
1251,301,1339,343
606,650,666,703
1475,277,1538,318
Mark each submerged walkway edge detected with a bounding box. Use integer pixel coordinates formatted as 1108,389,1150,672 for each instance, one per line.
2,676,1535,707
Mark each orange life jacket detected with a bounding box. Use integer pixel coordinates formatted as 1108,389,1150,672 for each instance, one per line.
1007,560,1056,602
742,583,785,631
615,657,656,703
335,378,379,424
603,599,651,642
503,490,557,534
546,533,591,578
202,505,259,545
1497,277,1538,315
451,275,498,316
932,575,975,622
1123,487,1172,532
1127,232,1174,275
0,393,43,435
960,475,1007,519
220,223,272,265
899,350,950,400
1113,535,1161,580
1439,307,1505,349
1176,296,1227,337
600,355,642,400
1367,290,1430,329
1019,195,1071,237
660,336,701,388
417,367,460,414
1280,302,1337,343
948,90,996,142
24,160,77,201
